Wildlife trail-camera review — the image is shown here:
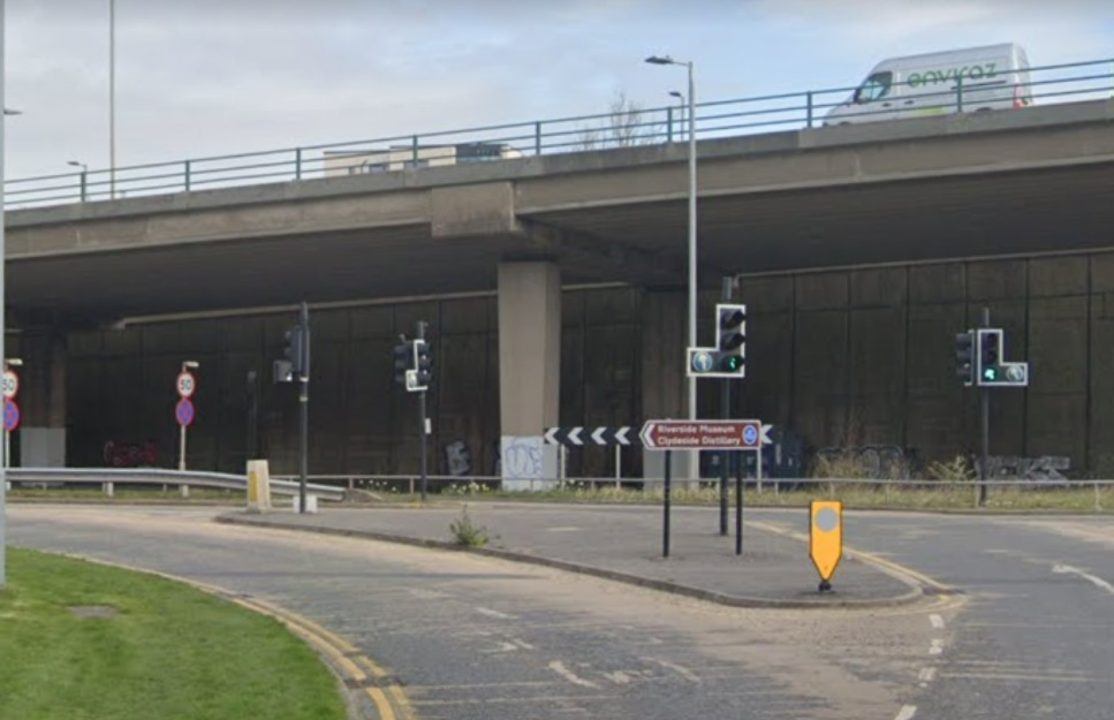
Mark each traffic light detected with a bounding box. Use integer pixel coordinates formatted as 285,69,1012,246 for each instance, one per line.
686,303,747,379
393,340,413,386
954,330,974,386
413,339,433,390
977,328,1001,384
276,322,309,383
715,303,746,375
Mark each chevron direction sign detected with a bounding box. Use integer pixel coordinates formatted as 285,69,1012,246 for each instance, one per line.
640,419,769,451
544,426,635,447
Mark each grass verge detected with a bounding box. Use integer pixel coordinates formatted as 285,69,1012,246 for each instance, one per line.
370,483,1113,513
0,548,346,720
9,487,243,504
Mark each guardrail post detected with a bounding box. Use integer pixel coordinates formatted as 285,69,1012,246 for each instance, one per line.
103,481,114,498
79,171,87,202
184,160,191,192
806,91,814,128
534,121,542,156
1095,481,1102,512
180,484,190,499
956,75,964,112
409,476,415,495
411,135,420,168
294,148,302,180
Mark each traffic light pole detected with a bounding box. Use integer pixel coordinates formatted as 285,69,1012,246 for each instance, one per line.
719,276,732,536
979,306,990,507
299,301,310,514
417,321,428,503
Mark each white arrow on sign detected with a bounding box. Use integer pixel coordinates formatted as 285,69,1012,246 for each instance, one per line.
591,427,608,445
544,427,560,445
615,427,631,446
761,424,773,446
567,427,584,446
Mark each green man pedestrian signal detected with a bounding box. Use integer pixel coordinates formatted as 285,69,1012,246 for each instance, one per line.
955,330,974,386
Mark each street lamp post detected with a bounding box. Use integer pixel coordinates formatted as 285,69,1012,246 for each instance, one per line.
2,0,9,588
647,55,698,471
109,0,116,199
669,91,686,141
68,161,88,202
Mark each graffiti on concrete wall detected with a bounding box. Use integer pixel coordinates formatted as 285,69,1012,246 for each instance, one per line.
986,455,1070,481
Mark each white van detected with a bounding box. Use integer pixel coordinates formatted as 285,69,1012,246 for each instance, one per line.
824,43,1033,125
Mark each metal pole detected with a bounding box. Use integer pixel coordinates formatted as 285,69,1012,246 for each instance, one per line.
979,306,990,507
735,451,743,555
614,444,621,488
80,171,87,202
686,62,699,481
299,301,310,513
417,320,428,503
109,0,116,199
1,0,8,586
178,423,186,471
663,449,672,558
719,276,731,535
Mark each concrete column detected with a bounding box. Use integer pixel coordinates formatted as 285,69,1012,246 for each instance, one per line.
17,330,67,467
498,261,561,488
640,290,697,484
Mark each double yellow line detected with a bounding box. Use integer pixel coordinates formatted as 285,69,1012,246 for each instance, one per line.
55,552,415,720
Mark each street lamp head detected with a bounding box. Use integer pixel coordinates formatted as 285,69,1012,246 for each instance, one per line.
5,358,24,367
67,160,85,168
3,107,22,116
645,55,674,66
182,360,200,370
669,91,684,100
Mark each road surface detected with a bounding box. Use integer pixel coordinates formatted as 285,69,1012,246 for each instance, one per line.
8,504,1111,719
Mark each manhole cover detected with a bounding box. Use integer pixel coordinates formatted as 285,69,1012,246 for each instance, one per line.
68,605,119,619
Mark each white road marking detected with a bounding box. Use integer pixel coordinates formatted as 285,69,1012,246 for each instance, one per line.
1052,564,1114,596
918,667,936,687
894,705,917,720
545,526,582,532
513,638,535,650
645,657,702,684
548,661,599,689
603,671,632,685
929,614,945,630
929,639,944,655
475,606,517,620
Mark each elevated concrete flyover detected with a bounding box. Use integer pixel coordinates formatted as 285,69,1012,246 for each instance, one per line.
7,98,1114,322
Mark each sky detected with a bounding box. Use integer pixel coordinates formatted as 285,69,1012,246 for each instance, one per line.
2,0,1112,179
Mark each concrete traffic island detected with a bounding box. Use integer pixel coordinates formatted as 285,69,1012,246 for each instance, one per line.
218,502,931,609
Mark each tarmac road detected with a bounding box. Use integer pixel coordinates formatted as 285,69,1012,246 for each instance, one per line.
8,504,945,720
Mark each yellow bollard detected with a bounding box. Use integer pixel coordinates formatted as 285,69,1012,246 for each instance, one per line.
246,459,272,513
809,500,843,592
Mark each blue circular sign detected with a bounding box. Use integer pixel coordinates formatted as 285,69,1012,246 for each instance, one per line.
691,351,714,373
175,398,196,427
742,424,759,446
3,399,21,432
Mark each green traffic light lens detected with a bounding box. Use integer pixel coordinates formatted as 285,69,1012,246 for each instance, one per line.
983,368,997,381
722,356,742,372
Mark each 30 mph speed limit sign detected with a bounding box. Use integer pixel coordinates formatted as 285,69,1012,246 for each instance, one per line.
2,370,19,400
176,371,197,398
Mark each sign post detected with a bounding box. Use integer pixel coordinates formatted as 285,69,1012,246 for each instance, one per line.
642,419,767,557
2,365,19,470
1,6,8,587
175,362,198,498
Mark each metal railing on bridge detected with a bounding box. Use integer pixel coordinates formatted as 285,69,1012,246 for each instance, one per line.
4,58,1112,210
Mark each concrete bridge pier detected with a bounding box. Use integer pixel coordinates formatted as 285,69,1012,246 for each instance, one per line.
14,329,67,467
497,261,561,488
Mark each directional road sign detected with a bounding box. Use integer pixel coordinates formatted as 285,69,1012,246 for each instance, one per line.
544,426,634,447
2,369,18,400
175,398,196,427
3,399,21,433
640,419,769,451
176,371,197,398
